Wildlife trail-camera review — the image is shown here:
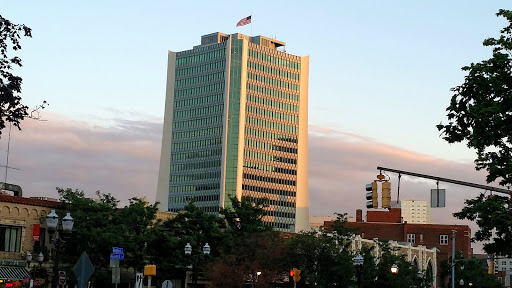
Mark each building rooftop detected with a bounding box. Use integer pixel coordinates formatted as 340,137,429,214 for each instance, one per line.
0,194,60,208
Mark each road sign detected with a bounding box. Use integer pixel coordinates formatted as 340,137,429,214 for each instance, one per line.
73,251,95,288
113,247,123,254
135,273,143,288
59,271,66,285
110,253,124,260
162,280,173,288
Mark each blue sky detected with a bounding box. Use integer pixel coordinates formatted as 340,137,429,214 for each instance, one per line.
2,1,511,251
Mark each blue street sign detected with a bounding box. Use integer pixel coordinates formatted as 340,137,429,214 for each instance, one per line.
110,253,124,260
113,247,123,254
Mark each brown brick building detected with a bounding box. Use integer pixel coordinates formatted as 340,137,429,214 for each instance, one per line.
326,208,472,288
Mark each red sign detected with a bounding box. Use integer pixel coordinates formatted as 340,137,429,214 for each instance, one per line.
59,271,66,285
33,224,40,241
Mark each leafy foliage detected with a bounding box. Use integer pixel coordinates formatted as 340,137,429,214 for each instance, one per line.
439,252,502,288
0,15,31,136
454,193,512,257
436,9,512,186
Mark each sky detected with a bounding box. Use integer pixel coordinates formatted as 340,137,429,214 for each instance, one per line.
1,1,511,253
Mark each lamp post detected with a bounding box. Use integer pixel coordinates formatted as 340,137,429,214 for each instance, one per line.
37,252,44,268
46,210,74,288
184,243,210,288
417,270,424,288
353,254,364,288
26,251,32,268
391,264,399,288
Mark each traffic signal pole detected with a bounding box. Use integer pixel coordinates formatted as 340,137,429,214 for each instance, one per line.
376,166,511,195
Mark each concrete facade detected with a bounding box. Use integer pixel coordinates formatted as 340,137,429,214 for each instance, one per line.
157,32,310,232
401,199,432,224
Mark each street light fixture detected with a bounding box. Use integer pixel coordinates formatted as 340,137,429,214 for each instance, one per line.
353,254,364,288
184,243,211,287
26,252,32,267
45,210,74,288
37,252,44,267
391,264,399,288
459,279,464,286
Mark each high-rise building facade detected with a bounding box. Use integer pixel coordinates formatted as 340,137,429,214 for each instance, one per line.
156,32,309,232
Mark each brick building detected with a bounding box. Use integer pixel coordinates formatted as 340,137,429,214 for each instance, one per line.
326,208,471,287
0,194,59,286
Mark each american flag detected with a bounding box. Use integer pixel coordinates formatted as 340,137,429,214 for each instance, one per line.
236,16,252,27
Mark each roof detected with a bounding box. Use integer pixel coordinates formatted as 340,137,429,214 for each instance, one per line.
0,194,60,208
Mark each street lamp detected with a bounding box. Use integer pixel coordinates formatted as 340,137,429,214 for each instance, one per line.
184,243,211,287
417,270,424,288
353,254,364,288
26,251,32,267
37,252,44,267
391,264,399,288
459,279,464,286
46,210,74,288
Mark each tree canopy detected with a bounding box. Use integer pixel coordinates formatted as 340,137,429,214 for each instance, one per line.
0,15,31,136
437,9,512,257
436,9,512,186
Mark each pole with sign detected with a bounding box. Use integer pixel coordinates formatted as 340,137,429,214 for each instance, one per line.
110,247,123,288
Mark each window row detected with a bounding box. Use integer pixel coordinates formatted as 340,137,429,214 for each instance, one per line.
170,170,221,183
247,104,298,124
243,161,297,176
176,49,226,66
169,206,220,213
248,61,299,81
175,83,225,98
172,116,223,129
173,104,223,119
246,117,298,133
176,62,225,77
243,173,296,186
247,94,298,113
242,184,296,197
245,128,297,144
244,196,295,209
171,148,222,161
170,194,220,203
248,49,300,70
171,159,221,172
172,137,222,151
263,221,294,230
170,183,220,193
174,94,223,108
244,150,297,165
248,72,299,92
247,83,299,102
244,139,298,155
175,72,224,87
173,127,223,140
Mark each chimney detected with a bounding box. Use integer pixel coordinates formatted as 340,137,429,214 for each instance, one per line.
356,209,363,222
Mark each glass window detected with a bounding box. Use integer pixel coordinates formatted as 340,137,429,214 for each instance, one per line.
440,235,449,245
0,225,22,252
407,233,415,243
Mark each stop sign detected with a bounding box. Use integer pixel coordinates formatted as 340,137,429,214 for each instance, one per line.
59,271,66,285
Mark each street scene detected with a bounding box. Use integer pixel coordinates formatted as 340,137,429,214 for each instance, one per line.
1,1,512,288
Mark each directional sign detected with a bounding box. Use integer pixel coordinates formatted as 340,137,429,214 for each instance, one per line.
73,252,95,288
113,247,123,254
59,271,66,285
135,273,143,288
162,280,173,288
110,253,124,260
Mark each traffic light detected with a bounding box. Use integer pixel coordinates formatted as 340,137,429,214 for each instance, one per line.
488,260,495,274
292,268,301,283
381,181,391,208
366,182,378,208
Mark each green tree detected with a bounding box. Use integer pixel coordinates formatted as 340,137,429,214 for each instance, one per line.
147,201,225,285
436,9,512,186
0,15,31,135
454,193,512,257
439,252,502,288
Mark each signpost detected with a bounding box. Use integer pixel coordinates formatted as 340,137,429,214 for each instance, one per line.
73,252,95,288
135,273,143,288
162,280,173,288
58,271,66,285
110,247,123,287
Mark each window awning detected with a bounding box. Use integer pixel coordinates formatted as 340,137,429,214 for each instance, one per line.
0,266,31,280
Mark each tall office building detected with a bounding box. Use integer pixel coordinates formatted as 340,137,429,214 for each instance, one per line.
156,32,309,232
